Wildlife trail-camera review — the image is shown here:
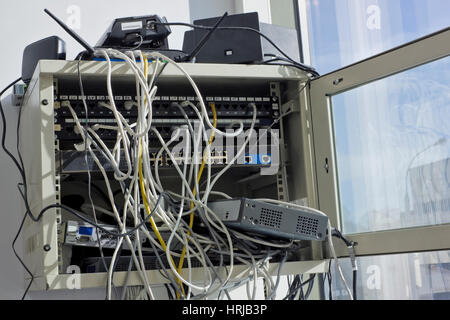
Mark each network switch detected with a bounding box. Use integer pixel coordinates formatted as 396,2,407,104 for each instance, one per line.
57,149,274,173
208,198,328,241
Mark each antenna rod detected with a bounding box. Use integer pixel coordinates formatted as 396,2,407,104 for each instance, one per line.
184,12,228,62
44,9,95,55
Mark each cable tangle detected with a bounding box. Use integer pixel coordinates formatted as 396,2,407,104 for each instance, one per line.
0,48,353,300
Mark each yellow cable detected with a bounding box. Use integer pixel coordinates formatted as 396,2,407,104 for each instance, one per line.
139,57,185,298
138,142,186,298
176,103,217,275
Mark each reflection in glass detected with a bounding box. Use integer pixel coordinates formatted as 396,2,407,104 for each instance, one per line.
326,250,450,300
331,57,450,234
303,0,450,74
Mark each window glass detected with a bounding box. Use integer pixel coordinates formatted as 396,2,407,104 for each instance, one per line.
303,0,450,74
326,250,450,300
331,57,450,234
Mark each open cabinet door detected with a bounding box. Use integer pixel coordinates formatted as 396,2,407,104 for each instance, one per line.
308,27,450,257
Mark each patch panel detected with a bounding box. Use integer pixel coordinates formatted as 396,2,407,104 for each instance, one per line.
54,92,280,171
54,94,280,148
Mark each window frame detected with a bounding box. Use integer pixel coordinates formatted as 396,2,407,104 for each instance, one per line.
308,27,450,257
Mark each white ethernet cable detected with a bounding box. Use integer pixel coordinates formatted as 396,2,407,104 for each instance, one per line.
98,50,134,181
255,198,354,300
65,101,155,299
148,51,244,138
202,103,257,203
68,56,162,298
327,220,354,300
68,48,315,300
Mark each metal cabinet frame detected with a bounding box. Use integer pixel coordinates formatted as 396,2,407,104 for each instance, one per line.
20,60,327,291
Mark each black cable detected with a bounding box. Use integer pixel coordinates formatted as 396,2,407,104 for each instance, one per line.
18,151,158,246
262,60,319,78
353,269,357,300
13,184,34,300
16,86,26,197
37,194,163,238
152,21,318,75
331,228,358,300
261,54,320,77
302,274,315,300
299,275,305,300
328,259,333,300
13,84,33,300
331,228,353,247
284,272,316,300
0,78,24,180
0,78,36,299
3,74,297,299
255,78,311,151
14,183,161,299
165,283,175,300
284,275,299,300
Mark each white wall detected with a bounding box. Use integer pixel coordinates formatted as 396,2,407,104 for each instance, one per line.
0,0,193,300
0,0,300,300
234,0,272,23
189,0,237,21
0,0,191,89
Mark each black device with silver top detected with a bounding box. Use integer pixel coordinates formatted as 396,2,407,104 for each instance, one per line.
208,198,328,241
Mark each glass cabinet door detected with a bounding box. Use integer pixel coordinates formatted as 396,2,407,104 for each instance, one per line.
309,27,450,257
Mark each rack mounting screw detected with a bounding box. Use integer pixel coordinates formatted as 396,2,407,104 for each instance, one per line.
333,78,343,86
42,99,49,105
43,244,51,252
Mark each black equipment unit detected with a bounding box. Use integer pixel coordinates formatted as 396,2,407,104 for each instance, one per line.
43,8,226,63
95,15,172,50
182,12,263,64
22,36,66,84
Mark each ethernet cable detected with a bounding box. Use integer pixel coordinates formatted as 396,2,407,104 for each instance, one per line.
253,198,353,299
64,48,307,300
66,101,155,298
177,102,218,284
149,51,244,138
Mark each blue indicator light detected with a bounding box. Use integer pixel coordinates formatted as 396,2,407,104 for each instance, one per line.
258,154,272,165
78,226,93,236
244,154,272,165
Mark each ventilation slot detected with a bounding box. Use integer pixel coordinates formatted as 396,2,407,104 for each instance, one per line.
296,216,319,236
259,207,282,229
